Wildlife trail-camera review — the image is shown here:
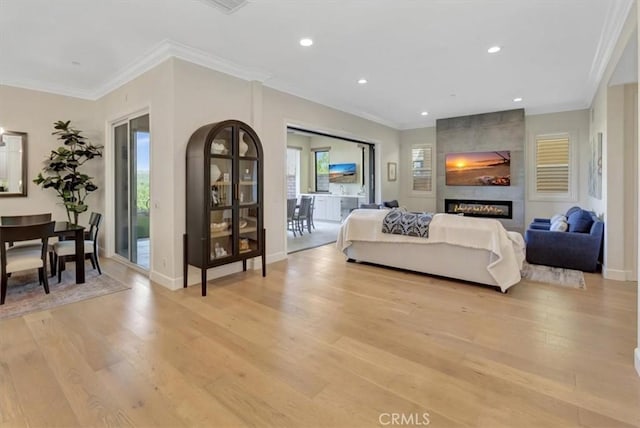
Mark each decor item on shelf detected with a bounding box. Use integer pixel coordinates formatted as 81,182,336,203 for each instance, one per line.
213,242,228,258
212,139,228,154
239,219,248,229
239,238,250,252
211,221,228,232
239,132,249,156
242,168,252,181
33,120,103,225
211,164,221,182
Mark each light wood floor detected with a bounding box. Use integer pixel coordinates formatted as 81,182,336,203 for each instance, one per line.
1,244,639,427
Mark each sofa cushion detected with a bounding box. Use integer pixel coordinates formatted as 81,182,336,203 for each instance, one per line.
550,214,566,224
549,219,568,232
567,209,593,233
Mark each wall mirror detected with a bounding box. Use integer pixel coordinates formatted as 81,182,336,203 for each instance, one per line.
0,131,27,197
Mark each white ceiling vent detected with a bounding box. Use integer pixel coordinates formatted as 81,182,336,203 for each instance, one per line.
201,0,248,14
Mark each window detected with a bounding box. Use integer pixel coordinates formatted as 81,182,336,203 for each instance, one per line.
411,144,433,193
315,150,329,192
286,147,300,198
530,132,576,201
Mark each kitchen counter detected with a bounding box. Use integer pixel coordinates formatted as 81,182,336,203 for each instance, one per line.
300,194,367,221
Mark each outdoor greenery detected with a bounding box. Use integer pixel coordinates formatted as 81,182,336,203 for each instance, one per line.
33,120,103,225
136,170,150,239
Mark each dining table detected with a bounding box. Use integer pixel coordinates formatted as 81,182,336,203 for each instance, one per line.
54,221,85,284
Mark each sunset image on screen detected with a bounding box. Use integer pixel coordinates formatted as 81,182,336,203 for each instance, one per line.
445,151,510,186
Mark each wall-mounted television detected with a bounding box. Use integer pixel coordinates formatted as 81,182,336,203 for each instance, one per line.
445,151,510,186
329,163,357,183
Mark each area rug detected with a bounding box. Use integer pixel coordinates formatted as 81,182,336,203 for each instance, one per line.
520,262,586,289
0,269,130,320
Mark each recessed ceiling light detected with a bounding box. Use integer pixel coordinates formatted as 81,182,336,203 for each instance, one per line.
487,46,501,54
513,97,523,102
71,61,81,66
299,38,313,47
357,78,368,85
421,111,429,116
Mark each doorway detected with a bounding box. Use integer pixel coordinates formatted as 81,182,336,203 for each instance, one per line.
285,127,375,254
113,113,151,269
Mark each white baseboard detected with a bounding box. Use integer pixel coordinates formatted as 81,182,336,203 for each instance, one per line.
150,270,182,290
635,348,640,377
603,268,628,281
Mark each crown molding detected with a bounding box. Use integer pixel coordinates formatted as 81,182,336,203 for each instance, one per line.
585,0,635,106
0,77,95,100
2,39,273,102
91,39,272,100
263,80,400,130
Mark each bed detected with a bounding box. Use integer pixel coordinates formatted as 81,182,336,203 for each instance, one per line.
336,209,525,292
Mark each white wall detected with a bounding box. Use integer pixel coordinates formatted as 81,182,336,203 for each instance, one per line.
399,127,437,212
95,59,175,285
525,110,591,225
590,3,638,282
0,85,102,224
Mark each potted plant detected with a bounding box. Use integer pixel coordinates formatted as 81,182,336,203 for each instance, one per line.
34,120,103,225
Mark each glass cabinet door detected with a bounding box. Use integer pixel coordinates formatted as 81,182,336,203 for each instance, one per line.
210,127,233,262
237,128,260,254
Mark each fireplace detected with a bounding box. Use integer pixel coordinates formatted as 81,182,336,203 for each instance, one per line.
445,199,512,219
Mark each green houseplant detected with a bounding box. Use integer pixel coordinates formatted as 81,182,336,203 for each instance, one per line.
34,120,103,225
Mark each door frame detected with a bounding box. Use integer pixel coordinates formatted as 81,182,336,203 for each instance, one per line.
104,106,152,272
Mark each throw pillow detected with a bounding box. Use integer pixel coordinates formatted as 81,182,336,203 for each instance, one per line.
550,219,568,232
567,209,593,233
383,200,399,208
550,214,566,224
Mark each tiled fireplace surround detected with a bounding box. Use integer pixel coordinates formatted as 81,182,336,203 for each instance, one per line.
436,109,525,232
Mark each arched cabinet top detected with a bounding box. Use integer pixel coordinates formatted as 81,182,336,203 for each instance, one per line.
186,120,263,160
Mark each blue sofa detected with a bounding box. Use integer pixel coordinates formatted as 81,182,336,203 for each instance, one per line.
525,207,604,272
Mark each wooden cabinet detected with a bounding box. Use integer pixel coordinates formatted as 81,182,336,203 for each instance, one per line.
184,120,266,296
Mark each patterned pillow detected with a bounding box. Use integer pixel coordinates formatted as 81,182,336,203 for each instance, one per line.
382,209,433,237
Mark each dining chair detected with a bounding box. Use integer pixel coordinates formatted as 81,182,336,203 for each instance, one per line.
286,198,298,237
294,196,312,235
1,213,55,276
308,196,316,230
53,212,102,282
0,221,55,305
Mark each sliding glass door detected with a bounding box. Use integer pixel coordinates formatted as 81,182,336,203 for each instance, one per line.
114,114,150,269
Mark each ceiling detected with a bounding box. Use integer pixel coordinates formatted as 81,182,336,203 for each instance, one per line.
0,0,634,129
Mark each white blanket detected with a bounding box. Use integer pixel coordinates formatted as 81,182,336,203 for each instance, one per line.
337,210,525,288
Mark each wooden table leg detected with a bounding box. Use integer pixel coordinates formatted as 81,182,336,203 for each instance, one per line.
74,228,85,284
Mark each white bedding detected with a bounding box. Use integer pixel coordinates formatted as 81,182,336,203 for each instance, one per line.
336,210,525,291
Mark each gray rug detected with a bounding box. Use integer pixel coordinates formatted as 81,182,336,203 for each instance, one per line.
521,262,586,289
0,268,130,320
